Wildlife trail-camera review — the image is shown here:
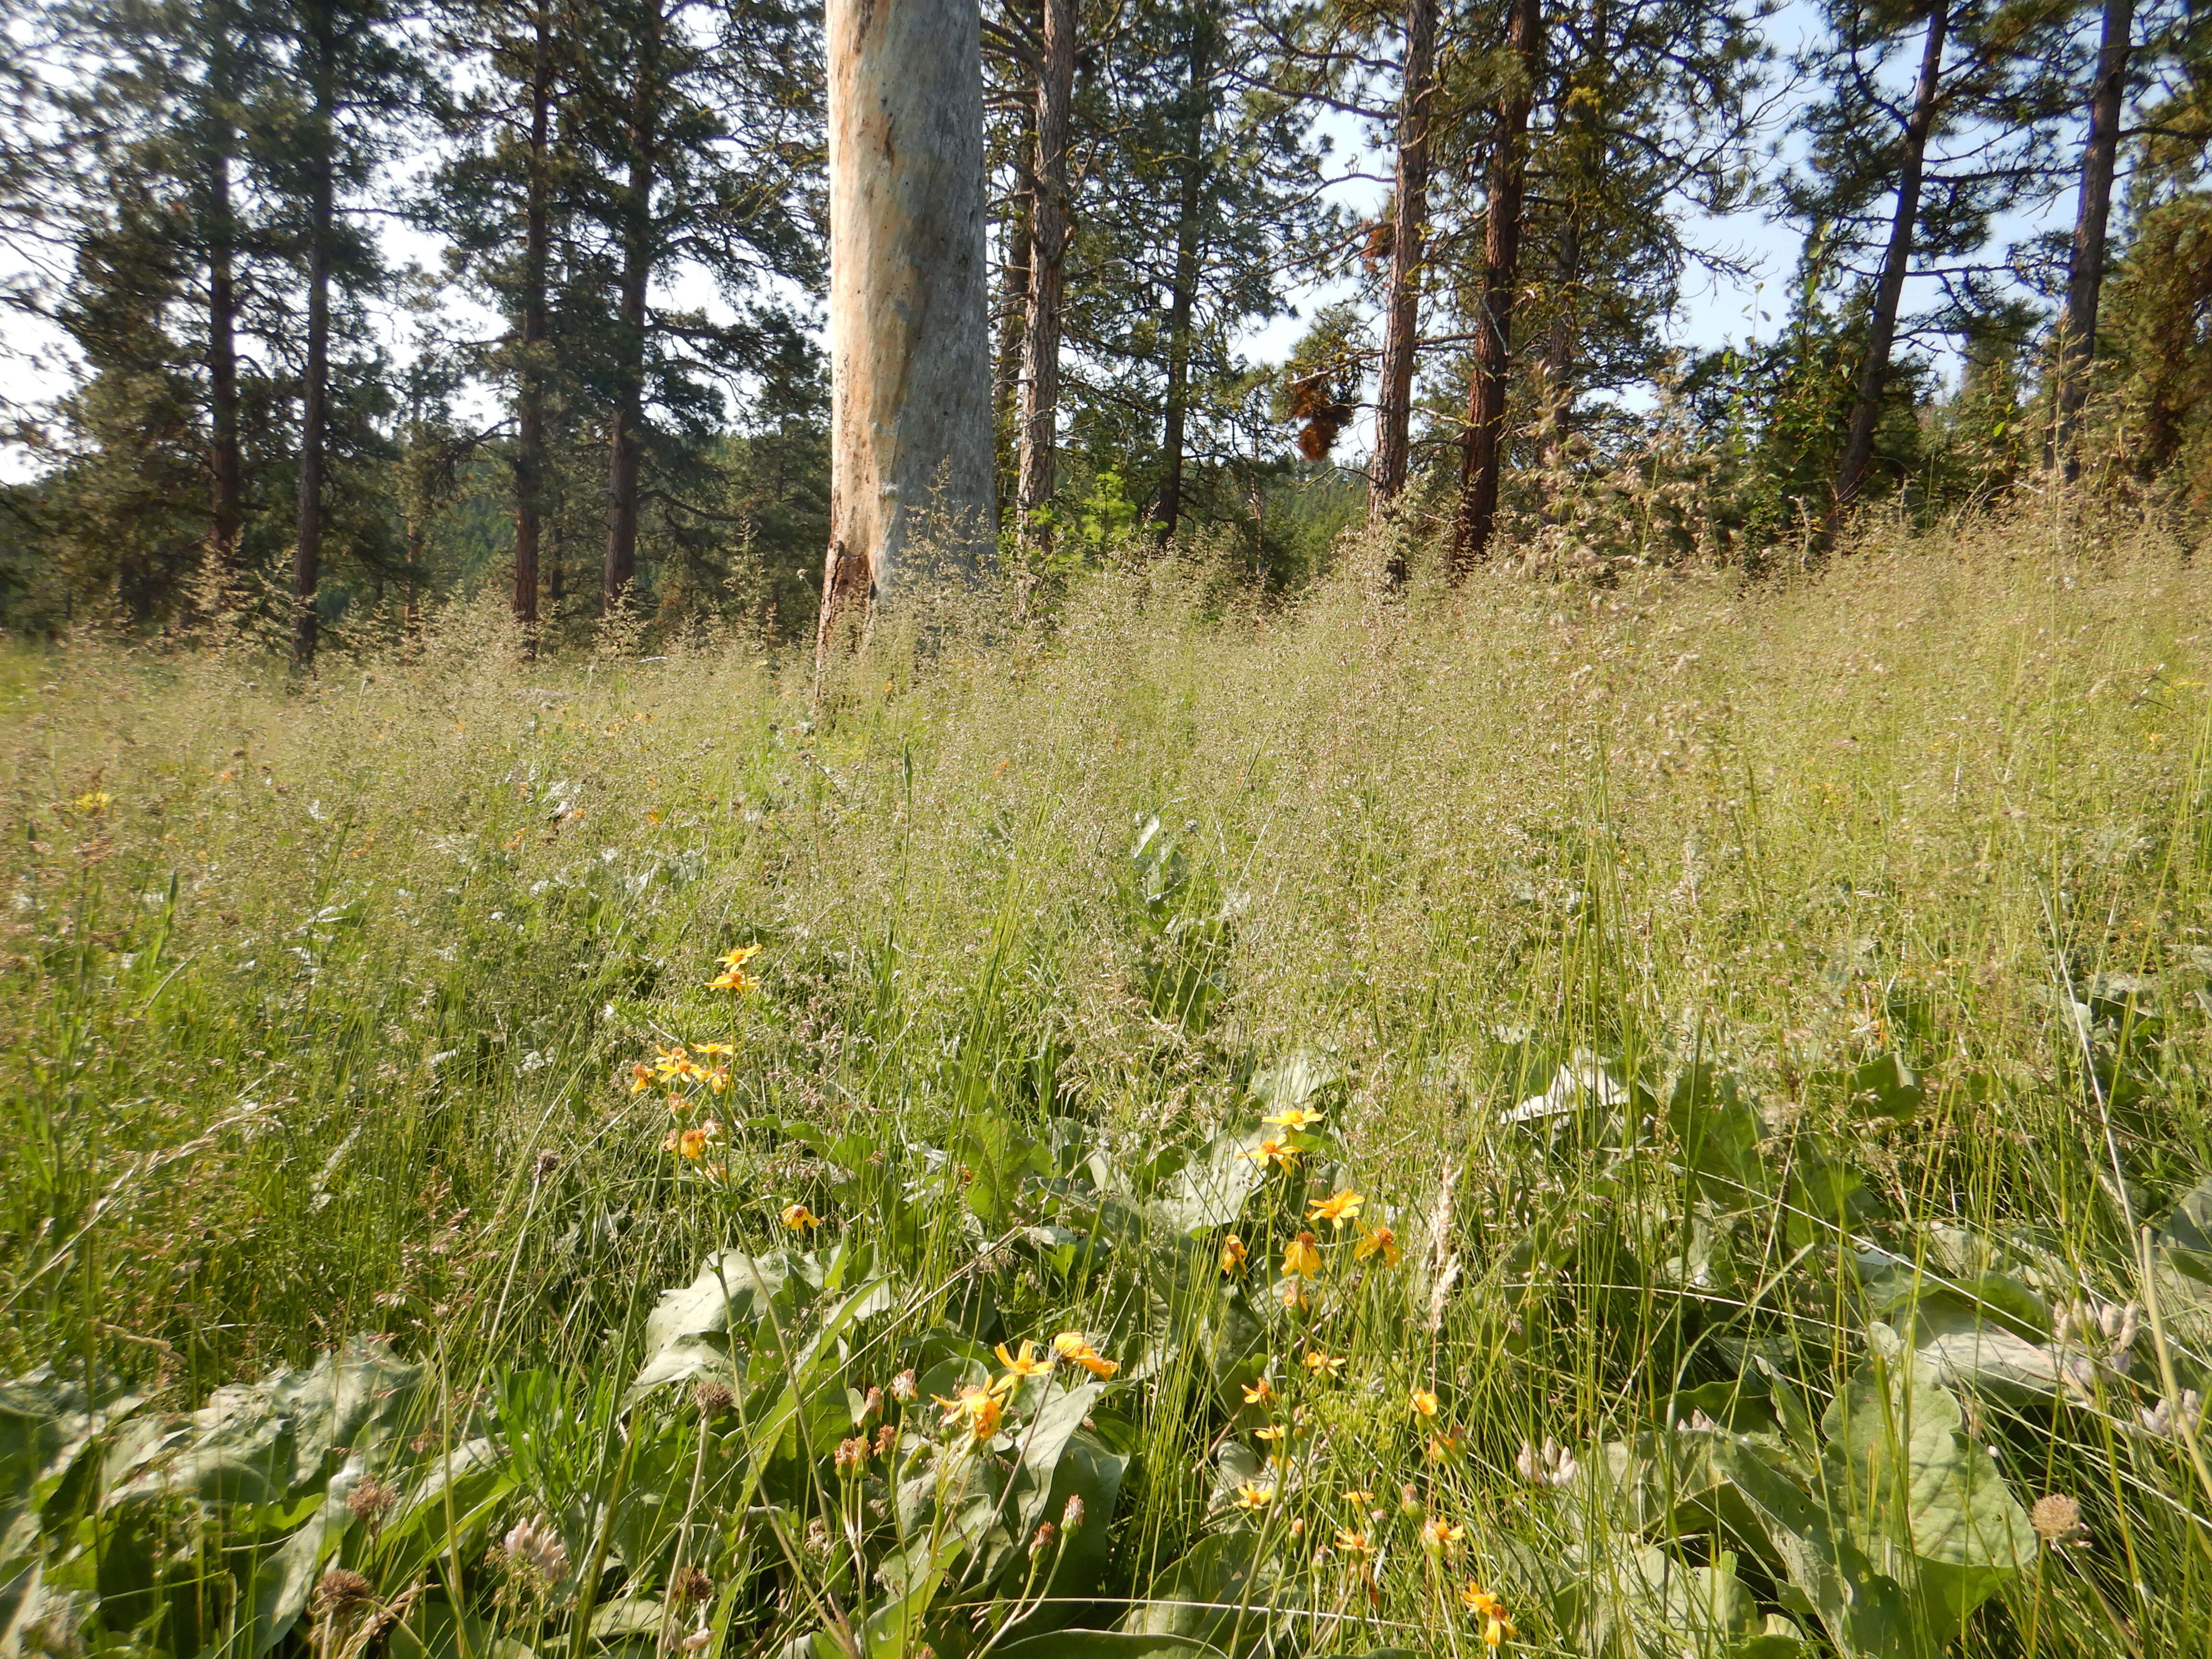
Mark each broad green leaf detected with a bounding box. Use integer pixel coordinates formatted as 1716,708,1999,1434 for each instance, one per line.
622,1334,740,1411
1819,1346,2036,1642
1707,1437,1919,1659
1150,1129,1265,1236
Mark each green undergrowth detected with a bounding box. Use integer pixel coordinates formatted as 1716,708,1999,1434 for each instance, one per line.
7,507,2212,1657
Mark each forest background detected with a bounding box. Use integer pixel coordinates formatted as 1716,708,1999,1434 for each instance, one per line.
3,0,2209,646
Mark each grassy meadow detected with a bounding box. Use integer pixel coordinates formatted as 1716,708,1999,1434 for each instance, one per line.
6,509,2212,1659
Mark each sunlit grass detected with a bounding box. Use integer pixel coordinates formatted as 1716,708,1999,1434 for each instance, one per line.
5,504,2212,1656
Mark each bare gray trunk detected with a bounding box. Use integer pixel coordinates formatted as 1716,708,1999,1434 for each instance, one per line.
818,0,995,660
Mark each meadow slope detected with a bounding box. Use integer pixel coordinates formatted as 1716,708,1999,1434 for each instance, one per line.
5,513,2212,1658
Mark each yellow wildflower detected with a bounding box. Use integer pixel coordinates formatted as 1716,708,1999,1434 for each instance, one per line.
1261,1105,1324,1131
665,1119,719,1160
706,1066,731,1093
1219,1234,1249,1274
708,946,762,992
73,792,112,816
628,1064,657,1094
781,1203,821,1230
1241,1376,1276,1407
1051,1332,1119,1378
1334,1528,1370,1555
1462,1583,1513,1648
1409,1389,1439,1417
992,1341,1053,1392
1342,1489,1374,1507
1276,1278,1309,1311
1354,1225,1401,1266
1282,1232,1323,1277
1244,1138,1300,1171
1426,1431,1464,1463
651,1045,690,1077
932,1387,1004,1442
1303,1350,1346,1378
1253,1423,1288,1443
1307,1189,1363,1229
1233,1482,1274,1511
693,1042,735,1058
1422,1517,1465,1551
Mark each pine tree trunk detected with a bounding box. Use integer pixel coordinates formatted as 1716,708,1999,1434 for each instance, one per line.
1832,1,1948,515
1370,0,1436,540
515,5,553,633
996,104,1033,483
1154,9,1214,544
1016,0,1075,546
292,6,336,668
2053,0,2133,478
817,0,994,661
206,16,243,588
603,1,659,613
208,145,243,582
1450,0,1542,573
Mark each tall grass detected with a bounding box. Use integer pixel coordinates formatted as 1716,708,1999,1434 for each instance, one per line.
5,505,2212,1658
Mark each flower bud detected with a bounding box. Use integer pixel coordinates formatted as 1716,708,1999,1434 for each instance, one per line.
890,1369,918,1403
1029,1522,1058,1558
1060,1494,1086,1531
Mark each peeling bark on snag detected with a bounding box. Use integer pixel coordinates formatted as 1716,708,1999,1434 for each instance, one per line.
817,0,995,668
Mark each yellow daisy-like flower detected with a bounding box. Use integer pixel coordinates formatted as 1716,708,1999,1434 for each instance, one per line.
931,1386,1004,1442
1276,1278,1309,1311
992,1340,1053,1393
706,1066,732,1094
1253,1423,1288,1444
1233,1482,1275,1511
1219,1234,1249,1274
1307,1189,1363,1229
1354,1225,1401,1265
1426,1431,1465,1463
1051,1332,1120,1378
1409,1388,1439,1417
693,1042,735,1058
1422,1517,1465,1550
1462,1583,1514,1648
1261,1105,1324,1131
1241,1376,1276,1407
1342,1489,1374,1507
780,1203,821,1230
665,1119,720,1160
652,1045,691,1077
708,946,762,992
1303,1350,1346,1378
1243,1138,1300,1171
1282,1232,1324,1277
1334,1528,1371,1555
628,1063,657,1094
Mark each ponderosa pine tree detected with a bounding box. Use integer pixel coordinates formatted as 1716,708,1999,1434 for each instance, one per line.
261,0,414,664
1788,0,2073,524
568,0,819,616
